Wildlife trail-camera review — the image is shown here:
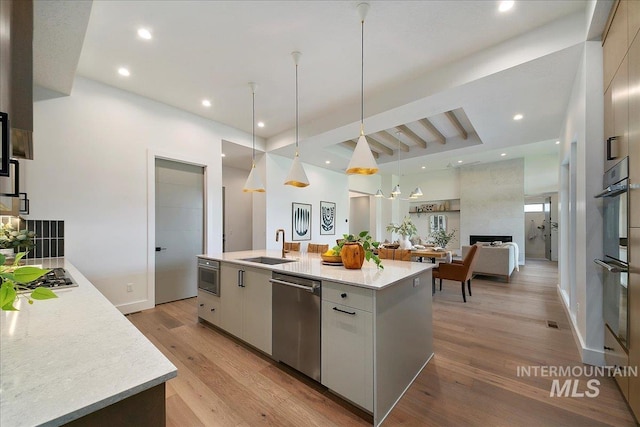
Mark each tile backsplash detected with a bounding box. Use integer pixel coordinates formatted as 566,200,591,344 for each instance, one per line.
25,220,65,259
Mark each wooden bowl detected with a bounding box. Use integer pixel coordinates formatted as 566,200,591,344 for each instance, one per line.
321,254,342,263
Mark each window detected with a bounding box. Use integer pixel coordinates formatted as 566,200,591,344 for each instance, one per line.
524,203,543,212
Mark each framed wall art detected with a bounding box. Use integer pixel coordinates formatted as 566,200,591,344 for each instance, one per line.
320,201,336,235
292,202,312,241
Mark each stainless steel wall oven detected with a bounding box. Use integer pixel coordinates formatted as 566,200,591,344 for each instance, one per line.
197,258,220,296
595,157,629,349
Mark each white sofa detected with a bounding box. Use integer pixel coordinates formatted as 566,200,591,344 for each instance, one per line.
461,244,516,282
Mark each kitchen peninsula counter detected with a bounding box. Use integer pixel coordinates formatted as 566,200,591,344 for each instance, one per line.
0,258,177,427
199,249,434,289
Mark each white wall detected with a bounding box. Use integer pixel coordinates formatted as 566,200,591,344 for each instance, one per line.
27,77,256,314
349,196,370,236
460,159,526,264
525,153,560,195
558,41,605,365
264,153,349,251
222,165,253,252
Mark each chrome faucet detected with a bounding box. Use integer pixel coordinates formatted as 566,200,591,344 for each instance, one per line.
275,229,286,258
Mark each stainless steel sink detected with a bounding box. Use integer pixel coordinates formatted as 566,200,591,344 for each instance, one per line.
240,257,297,265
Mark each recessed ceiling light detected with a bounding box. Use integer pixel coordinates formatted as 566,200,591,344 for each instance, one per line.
325,160,331,164
221,153,226,157
457,160,463,164
513,113,523,120
202,99,211,107
555,140,560,145
499,1,514,12
501,153,507,157
118,67,130,77
257,121,265,128
137,28,152,40
421,166,426,169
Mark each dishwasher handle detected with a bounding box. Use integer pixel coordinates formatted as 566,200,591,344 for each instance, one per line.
269,278,319,293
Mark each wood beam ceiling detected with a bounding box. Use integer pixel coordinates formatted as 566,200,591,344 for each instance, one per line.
445,111,467,140
378,131,410,152
396,125,427,149
341,140,380,159
418,118,446,145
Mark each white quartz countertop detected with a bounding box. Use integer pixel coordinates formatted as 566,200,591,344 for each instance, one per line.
0,258,177,427
199,250,434,290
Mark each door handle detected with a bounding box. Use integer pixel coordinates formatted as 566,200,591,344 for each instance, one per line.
155,247,167,252
606,136,618,161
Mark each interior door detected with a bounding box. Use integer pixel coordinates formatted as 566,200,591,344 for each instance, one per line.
155,158,204,304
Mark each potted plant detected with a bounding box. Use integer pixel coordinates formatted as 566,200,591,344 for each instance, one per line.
0,222,36,259
429,228,456,249
386,216,418,249
0,252,56,311
332,231,383,269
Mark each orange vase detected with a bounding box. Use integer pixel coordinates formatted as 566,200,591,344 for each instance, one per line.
340,242,365,269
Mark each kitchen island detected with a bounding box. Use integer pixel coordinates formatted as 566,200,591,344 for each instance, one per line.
198,250,434,426
0,258,177,427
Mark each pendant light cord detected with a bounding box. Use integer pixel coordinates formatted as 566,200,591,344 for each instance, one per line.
360,18,364,134
252,90,256,164
295,62,299,152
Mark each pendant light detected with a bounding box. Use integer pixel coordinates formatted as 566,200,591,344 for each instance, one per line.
284,51,310,187
243,82,266,193
391,131,402,195
346,2,378,175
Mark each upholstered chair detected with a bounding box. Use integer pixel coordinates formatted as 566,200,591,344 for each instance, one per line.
431,243,481,302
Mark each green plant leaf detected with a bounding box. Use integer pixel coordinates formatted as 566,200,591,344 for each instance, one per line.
30,287,58,300
0,272,16,281
359,230,368,238
0,253,5,265
0,282,17,309
12,252,26,265
365,252,371,261
13,267,50,284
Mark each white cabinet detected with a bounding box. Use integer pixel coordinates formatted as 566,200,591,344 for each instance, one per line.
219,263,272,355
197,290,221,327
321,281,373,411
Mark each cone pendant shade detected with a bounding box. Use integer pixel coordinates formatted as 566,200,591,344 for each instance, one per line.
243,164,265,193
243,82,266,193
284,153,309,187
346,134,378,175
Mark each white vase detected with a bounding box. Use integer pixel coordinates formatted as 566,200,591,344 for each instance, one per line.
399,235,412,250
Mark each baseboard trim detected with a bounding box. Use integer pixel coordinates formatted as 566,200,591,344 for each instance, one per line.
117,299,154,315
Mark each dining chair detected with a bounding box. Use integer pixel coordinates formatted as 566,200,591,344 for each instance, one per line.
307,243,329,253
284,242,301,252
378,248,412,261
431,243,481,302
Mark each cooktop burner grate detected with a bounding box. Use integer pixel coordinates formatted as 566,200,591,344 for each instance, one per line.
22,268,77,291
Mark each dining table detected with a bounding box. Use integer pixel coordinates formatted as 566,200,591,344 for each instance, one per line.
411,248,449,263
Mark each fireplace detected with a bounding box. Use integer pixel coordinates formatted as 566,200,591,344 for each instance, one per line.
469,235,513,245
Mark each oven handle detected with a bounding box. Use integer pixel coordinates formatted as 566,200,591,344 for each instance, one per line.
594,183,627,198
269,278,319,293
593,259,628,273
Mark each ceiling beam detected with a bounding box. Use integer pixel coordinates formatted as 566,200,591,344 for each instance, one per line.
445,111,467,140
378,131,410,152
365,136,394,156
396,125,427,149
418,118,446,145
341,141,380,159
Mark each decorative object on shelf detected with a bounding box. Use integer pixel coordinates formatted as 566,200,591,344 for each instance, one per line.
429,228,457,248
346,2,378,175
386,216,417,249
0,252,55,311
332,231,382,269
243,82,266,193
429,214,447,233
18,192,29,214
320,201,336,235
284,51,310,188
291,202,311,241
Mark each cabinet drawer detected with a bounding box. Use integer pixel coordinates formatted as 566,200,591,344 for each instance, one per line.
198,290,221,326
322,280,373,312
605,325,629,400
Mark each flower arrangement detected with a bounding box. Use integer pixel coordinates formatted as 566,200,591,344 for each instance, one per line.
386,216,417,238
0,223,36,250
0,252,55,311
429,228,457,248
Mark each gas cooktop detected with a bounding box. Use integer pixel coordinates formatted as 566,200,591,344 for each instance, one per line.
23,268,77,291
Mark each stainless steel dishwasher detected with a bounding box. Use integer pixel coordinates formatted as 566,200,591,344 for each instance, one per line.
270,272,321,382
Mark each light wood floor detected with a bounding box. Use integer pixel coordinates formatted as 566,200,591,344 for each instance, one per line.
127,260,637,426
